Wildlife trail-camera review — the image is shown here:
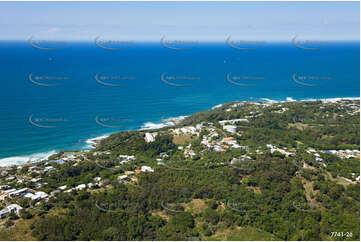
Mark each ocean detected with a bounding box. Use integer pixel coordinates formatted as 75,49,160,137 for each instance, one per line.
0,41,359,165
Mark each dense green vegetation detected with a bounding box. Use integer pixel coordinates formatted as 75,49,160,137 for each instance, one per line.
0,100,359,241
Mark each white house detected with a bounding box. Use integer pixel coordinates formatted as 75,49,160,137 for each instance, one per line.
44,166,55,172
0,185,11,190
219,118,248,125
118,175,128,180
141,166,154,172
24,191,48,201
75,184,86,191
0,204,23,218
58,185,67,190
119,155,136,161
223,125,237,133
145,133,157,143
8,188,29,198
5,204,23,214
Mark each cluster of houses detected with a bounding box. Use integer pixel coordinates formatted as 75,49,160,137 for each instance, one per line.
306,149,324,162
323,149,360,159
92,152,137,166
93,151,111,156
183,144,196,158
0,186,49,219
170,125,201,136
168,121,249,155
0,187,48,202
218,118,249,134
222,137,248,150
0,166,54,190
321,99,360,116
118,166,154,184
119,155,136,164
230,154,252,165
201,135,248,153
266,144,295,157
219,118,249,126
273,107,289,114
64,177,103,193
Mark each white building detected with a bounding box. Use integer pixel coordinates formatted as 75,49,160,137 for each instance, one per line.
119,155,136,161
145,132,157,143
44,166,55,172
119,155,136,164
219,118,249,125
0,204,23,218
223,125,237,133
118,175,128,180
24,191,48,201
232,102,244,108
58,185,67,190
315,157,323,162
87,183,95,188
0,185,11,190
64,189,73,193
75,184,86,191
8,188,29,198
172,126,198,136
141,166,154,172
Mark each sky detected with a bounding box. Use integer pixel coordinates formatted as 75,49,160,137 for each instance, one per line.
0,1,359,42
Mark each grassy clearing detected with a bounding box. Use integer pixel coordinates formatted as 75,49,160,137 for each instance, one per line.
298,175,323,211
173,135,196,145
288,123,309,131
185,199,207,214
0,217,36,241
208,226,279,241
151,209,170,221
325,171,353,187
246,186,262,194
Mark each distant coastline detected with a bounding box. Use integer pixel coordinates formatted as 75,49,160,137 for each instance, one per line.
0,96,359,167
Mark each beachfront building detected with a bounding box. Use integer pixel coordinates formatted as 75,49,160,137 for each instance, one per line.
232,102,245,108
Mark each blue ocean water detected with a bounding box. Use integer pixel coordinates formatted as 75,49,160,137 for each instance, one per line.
0,41,359,164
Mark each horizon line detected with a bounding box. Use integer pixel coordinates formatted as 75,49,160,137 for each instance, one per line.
1,39,360,43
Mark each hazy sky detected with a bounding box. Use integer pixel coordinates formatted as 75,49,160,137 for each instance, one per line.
0,1,359,41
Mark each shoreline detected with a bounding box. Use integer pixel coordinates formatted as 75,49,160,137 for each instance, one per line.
0,96,359,167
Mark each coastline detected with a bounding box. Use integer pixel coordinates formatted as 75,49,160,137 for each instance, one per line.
0,96,359,167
